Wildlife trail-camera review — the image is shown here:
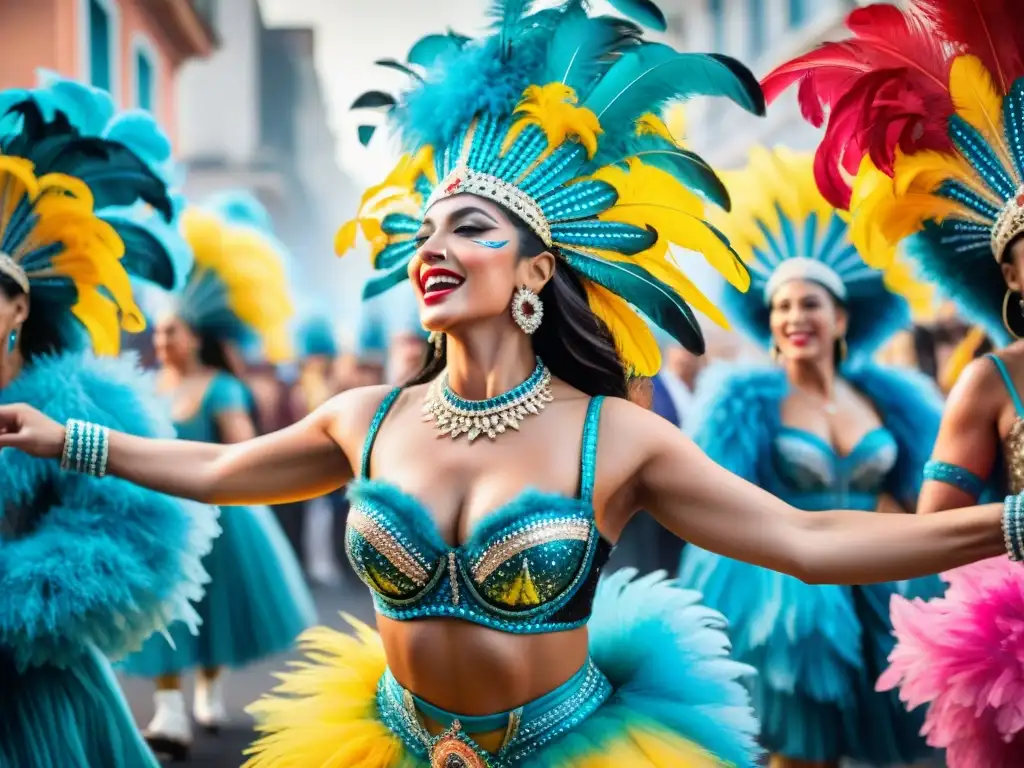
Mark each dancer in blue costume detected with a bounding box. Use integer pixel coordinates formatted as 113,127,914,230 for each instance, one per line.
0,4,1021,768
678,147,945,768
119,196,316,759
0,77,218,766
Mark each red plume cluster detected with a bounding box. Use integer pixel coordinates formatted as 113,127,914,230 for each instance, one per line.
762,0,1024,209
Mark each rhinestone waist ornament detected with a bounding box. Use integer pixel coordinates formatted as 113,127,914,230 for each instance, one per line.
423,358,553,442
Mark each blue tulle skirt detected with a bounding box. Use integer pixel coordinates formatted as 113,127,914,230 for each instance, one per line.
679,545,944,764
120,505,316,676
1,643,158,767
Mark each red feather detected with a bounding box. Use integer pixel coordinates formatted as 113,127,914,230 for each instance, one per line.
762,4,954,209
914,0,1024,92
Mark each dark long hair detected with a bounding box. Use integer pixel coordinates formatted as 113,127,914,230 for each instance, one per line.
0,276,73,361
186,324,264,435
406,212,630,399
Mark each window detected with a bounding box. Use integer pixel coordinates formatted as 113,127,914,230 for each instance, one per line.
788,0,810,27
748,0,766,59
88,0,112,91
133,37,157,112
708,0,725,53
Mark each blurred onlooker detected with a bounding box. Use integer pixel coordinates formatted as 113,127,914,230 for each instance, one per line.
388,330,429,385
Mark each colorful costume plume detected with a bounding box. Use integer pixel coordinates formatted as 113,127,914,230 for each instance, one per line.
336,0,766,376
763,0,1024,345
0,74,190,354
768,3,1024,764
712,146,918,361
144,193,297,364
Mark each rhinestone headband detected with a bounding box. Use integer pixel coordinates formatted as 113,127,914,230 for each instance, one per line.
0,252,28,294
426,165,552,248
992,186,1024,262
763,257,847,304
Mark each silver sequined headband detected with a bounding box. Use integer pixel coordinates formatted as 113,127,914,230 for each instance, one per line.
763,258,847,304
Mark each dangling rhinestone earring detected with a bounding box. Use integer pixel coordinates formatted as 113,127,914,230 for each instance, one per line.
7,328,17,354
511,286,543,335
770,345,780,363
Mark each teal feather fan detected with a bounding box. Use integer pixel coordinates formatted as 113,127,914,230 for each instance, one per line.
338,0,765,375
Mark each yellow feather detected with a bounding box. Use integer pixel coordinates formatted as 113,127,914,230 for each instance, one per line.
883,257,937,320
585,282,662,376
847,157,901,269
591,159,749,292
663,103,687,144
334,219,358,256
502,83,602,179
949,55,1017,184
939,325,988,392
634,113,677,144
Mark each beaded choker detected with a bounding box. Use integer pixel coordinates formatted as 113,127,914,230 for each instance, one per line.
423,358,553,442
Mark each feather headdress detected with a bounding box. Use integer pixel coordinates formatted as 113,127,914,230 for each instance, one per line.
157,194,296,364
714,147,915,360
337,0,766,375
763,0,1024,344
0,74,189,355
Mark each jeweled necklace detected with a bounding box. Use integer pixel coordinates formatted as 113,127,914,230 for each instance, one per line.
423,357,553,442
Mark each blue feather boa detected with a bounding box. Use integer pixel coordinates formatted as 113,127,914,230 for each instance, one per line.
0,352,219,671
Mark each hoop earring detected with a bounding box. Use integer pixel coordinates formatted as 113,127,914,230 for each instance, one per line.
837,336,848,363
511,286,543,335
7,328,17,354
1004,290,1023,340
770,345,780,363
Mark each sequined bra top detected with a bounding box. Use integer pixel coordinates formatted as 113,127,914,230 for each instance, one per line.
345,389,612,633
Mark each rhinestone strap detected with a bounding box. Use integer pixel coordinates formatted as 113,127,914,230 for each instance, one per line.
60,419,110,477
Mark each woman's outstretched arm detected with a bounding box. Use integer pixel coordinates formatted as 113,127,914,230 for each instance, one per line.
606,400,1004,585
0,384,392,506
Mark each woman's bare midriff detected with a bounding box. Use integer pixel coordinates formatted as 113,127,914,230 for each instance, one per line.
379,615,590,753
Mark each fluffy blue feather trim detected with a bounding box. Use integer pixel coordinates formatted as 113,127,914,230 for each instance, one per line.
0,352,219,670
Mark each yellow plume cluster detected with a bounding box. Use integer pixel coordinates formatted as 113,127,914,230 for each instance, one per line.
182,207,296,363
335,146,436,265
0,156,143,355
503,83,602,173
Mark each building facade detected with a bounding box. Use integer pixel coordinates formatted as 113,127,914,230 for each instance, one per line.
0,0,216,145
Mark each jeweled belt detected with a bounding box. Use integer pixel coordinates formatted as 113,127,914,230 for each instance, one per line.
376,658,612,768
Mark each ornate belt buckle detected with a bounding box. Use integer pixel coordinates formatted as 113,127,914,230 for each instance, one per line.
429,720,492,768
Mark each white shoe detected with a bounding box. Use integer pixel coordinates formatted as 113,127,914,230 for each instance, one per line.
193,674,228,733
144,690,192,761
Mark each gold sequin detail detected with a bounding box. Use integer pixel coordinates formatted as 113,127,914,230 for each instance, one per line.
348,506,430,586
471,518,591,583
1006,417,1024,494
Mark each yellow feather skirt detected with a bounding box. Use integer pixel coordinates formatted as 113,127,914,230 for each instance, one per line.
244,571,761,767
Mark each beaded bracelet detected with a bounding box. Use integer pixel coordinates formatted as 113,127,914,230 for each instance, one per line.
60,419,110,478
1003,494,1024,562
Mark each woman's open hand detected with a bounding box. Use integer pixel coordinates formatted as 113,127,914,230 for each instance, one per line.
0,404,65,460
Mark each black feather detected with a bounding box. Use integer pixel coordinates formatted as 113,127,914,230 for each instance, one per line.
350,91,398,110
374,59,425,83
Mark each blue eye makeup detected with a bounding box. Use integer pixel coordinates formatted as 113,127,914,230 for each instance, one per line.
472,239,509,249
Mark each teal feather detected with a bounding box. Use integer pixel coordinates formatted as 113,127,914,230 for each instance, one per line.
584,46,764,158
362,262,411,300
487,0,537,58
606,0,667,31
624,135,731,210
375,238,419,270
375,59,424,83
1004,78,1024,180
204,190,274,235
541,8,642,92
542,180,618,222
948,114,1015,199
102,204,193,291
561,249,703,353
351,91,397,110
549,220,656,254
407,32,470,69
381,213,420,235
357,125,376,147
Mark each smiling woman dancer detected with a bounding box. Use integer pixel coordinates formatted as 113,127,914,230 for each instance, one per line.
764,1,1024,765
0,2,1019,768
678,147,945,768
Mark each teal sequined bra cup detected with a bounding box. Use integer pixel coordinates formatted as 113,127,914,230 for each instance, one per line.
345,390,612,632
